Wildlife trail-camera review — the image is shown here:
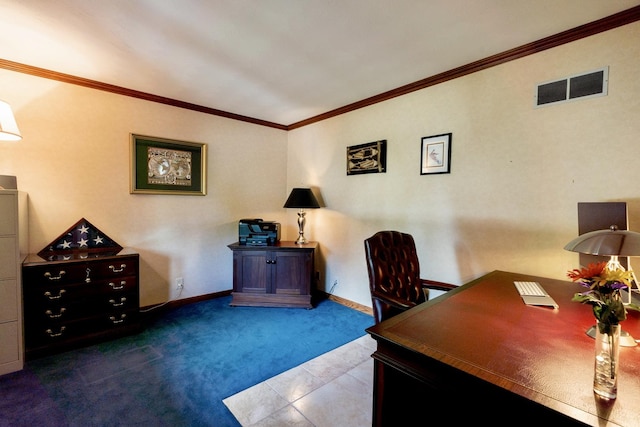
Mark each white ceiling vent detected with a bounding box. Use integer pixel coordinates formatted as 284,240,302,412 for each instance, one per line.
534,67,608,108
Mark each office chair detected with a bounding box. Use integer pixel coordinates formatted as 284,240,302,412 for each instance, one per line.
364,230,456,324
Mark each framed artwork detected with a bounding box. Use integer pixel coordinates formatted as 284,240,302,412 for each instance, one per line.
130,134,207,195
347,140,387,175
420,133,451,175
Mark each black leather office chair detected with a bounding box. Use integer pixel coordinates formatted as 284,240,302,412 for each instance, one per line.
364,230,456,324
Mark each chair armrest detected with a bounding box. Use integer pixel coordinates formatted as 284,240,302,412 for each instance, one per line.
420,278,457,292
371,290,417,310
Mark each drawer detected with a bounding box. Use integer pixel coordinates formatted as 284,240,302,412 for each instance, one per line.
24,291,138,325
22,255,139,287
23,262,87,285
101,293,139,312
95,276,138,294
25,308,138,348
24,276,137,303
89,257,138,278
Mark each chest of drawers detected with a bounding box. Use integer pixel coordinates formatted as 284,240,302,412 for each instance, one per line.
22,249,140,358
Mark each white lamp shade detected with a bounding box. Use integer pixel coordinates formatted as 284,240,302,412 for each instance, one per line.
0,100,21,141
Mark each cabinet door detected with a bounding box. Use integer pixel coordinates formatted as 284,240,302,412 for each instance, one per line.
272,250,311,295
234,251,269,294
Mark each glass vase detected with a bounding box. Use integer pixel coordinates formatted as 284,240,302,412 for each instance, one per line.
593,321,621,399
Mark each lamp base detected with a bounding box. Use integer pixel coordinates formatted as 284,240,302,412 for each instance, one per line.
586,325,637,347
295,210,307,245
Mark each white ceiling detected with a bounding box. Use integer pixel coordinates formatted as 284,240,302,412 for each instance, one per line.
1,0,639,126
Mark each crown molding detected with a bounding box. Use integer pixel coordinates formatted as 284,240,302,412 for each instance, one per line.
288,5,640,129
0,59,287,130
1,5,638,131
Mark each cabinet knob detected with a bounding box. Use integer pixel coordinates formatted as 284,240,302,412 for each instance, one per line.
108,297,127,307
44,289,66,300
108,281,126,290
45,326,66,338
44,270,66,281
109,264,126,273
109,314,127,324
45,308,67,319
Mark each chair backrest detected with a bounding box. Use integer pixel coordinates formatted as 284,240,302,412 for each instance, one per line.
364,230,424,323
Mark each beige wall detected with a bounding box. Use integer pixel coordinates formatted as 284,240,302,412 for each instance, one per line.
0,69,289,306
1,22,638,309
288,22,640,306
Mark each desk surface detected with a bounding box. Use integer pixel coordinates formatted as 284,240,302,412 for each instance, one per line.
366,270,640,426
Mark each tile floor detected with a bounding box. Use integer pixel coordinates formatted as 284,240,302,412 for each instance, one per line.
223,335,376,426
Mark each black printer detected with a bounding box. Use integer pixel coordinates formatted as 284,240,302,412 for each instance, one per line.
238,219,281,246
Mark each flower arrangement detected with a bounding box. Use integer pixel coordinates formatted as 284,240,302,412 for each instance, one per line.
567,262,640,333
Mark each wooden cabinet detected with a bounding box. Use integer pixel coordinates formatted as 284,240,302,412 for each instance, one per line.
0,190,27,375
22,249,140,358
228,241,317,308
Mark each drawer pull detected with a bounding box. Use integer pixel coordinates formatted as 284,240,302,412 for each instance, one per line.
109,314,127,324
109,297,127,307
45,326,66,338
45,308,67,318
44,271,66,281
44,289,66,300
109,280,126,290
109,264,126,273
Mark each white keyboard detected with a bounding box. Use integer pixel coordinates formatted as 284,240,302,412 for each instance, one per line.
514,281,547,296
513,281,559,308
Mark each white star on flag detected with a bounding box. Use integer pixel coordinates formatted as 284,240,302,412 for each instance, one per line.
93,236,104,245
79,225,90,234
78,238,88,247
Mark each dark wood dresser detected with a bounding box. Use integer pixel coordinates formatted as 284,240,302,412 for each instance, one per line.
228,241,317,308
22,248,140,358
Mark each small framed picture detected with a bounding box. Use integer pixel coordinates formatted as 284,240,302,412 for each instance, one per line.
130,134,207,195
347,140,387,175
420,133,451,175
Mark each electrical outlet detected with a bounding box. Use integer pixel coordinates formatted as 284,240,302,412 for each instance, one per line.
176,277,184,290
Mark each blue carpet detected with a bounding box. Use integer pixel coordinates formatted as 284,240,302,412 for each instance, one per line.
0,296,373,426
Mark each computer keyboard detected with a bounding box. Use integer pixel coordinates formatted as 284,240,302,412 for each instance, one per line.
513,281,559,308
514,281,547,297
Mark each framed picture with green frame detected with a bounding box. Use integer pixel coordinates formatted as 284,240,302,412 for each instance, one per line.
130,134,207,195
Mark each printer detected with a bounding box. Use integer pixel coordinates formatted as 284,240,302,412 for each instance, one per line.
238,219,280,246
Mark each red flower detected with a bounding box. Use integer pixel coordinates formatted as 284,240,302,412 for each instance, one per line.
567,262,606,282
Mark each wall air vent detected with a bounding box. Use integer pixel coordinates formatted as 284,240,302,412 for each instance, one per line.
535,67,608,107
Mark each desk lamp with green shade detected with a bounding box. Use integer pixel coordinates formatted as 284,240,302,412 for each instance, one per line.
564,225,640,346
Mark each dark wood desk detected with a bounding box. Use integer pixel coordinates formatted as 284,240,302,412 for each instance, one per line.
366,270,640,426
